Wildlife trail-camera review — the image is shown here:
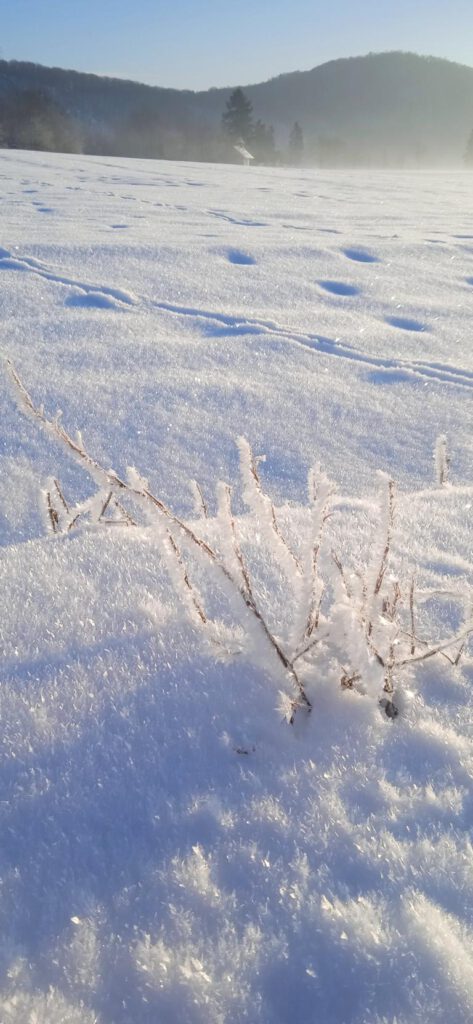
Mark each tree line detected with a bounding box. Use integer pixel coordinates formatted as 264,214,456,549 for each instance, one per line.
0,89,82,152
0,83,305,165
0,81,472,168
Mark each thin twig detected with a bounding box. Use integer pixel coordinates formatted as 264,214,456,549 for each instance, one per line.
67,512,82,531
366,477,395,639
397,624,473,667
53,478,69,513
45,490,59,533
374,479,395,596
224,486,311,714
190,479,209,519
306,577,324,639
331,551,352,599
293,629,330,664
409,576,416,656
113,499,137,526
167,531,207,625
440,645,466,667
7,359,219,558
99,491,114,520
244,440,302,574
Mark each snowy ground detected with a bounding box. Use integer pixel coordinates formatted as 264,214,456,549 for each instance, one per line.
0,150,472,1023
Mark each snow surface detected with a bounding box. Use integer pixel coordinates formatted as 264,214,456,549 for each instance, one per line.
0,150,472,1023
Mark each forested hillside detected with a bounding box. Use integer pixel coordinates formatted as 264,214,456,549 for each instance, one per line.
1,51,472,165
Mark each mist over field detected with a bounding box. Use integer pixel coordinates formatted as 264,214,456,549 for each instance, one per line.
1,51,473,166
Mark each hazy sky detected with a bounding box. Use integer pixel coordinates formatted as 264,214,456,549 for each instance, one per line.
2,0,472,90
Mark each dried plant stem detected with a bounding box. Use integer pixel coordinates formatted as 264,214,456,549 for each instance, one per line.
304,570,323,639
375,480,395,596
190,480,209,519
409,577,416,656
331,550,352,598
220,483,311,717
45,490,59,533
397,624,473,667
99,491,114,519
366,477,395,639
242,440,302,575
340,669,362,690
113,499,137,526
53,477,69,512
8,360,219,556
167,531,207,625
435,435,450,486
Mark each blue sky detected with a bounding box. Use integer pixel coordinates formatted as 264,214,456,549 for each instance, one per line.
1,0,472,90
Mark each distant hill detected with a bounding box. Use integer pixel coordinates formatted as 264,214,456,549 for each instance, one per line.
205,53,473,166
0,52,472,166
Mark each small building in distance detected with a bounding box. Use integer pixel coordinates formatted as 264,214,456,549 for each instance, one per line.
234,140,254,166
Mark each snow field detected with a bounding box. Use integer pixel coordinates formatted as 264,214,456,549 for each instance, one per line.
0,151,472,1022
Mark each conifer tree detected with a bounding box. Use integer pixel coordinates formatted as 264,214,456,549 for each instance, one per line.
288,121,304,165
464,128,473,167
222,87,254,143
251,119,277,164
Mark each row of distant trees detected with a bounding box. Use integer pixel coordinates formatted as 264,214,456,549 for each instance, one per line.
1,84,473,168
0,85,304,166
0,86,302,165
0,89,81,152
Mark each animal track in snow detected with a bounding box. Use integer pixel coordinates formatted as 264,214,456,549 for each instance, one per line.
208,209,267,228
32,200,55,213
0,258,29,272
0,246,137,307
204,323,265,338
318,280,360,297
65,292,122,310
150,298,473,389
385,315,426,332
225,249,256,266
2,244,471,391
342,247,380,263
366,369,419,386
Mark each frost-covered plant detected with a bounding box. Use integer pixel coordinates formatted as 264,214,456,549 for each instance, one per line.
7,361,473,723
328,469,472,717
434,434,450,486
